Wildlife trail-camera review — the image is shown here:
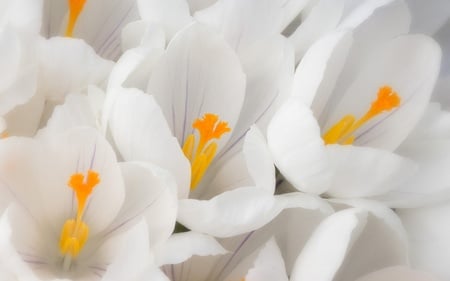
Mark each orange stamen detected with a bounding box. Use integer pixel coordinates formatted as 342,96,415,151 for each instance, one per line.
323,85,400,145
59,170,100,258
65,0,87,37
182,113,231,190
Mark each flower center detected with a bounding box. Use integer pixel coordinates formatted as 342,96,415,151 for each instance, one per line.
323,85,400,145
59,170,100,261
182,113,231,190
65,0,87,37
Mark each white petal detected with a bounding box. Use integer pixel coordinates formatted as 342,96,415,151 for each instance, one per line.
204,193,332,279
178,187,278,237
101,220,153,281
60,0,140,60
291,208,367,281
39,94,98,136
324,35,441,151
196,126,275,198
137,0,192,39
102,162,178,249
222,35,294,157
43,127,125,236
0,0,42,32
38,37,113,102
102,47,164,127
154,231,227,266
267,98,332,194
224,238,288,281
0,207,41,281
292,30,352,108
291,207,408,281
289,0,348,60
5,204,52,272
121,20,165,51
195,0,309,51
108,88,191,199
147,23,246,150
398,202,450,281
245,239,288,281
198,151,252,199
242,126,275,193
339,0,411,41
0,29,38,115
325,145,417,198
356,266,441,281
328,0,411,118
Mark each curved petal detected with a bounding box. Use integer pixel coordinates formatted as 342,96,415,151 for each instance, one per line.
291,207,408,281
38,37,113,102
325,145,417,198
43,127,125,237
196,126,275,199
147,22,246,150
212,192,333,279
324,35,441,151
224,238,288,281
0,29,38,116
108,88,190,199
267,98,332,194
220,35,294,159
101,220,153,281
137,0,192,40
154,231,227,266
39,94,98,136
292,30,352,108
242,126,275,193
178,187,278,237
101,162,178,249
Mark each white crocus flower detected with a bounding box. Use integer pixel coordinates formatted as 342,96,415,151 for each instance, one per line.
104,22,301,238
290,202,409,281
155,190,332,281
0,127,178,280
267,0,441,202
0,0,112,138
42,0,140,60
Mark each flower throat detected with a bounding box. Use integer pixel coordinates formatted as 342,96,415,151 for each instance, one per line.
323,85,400,145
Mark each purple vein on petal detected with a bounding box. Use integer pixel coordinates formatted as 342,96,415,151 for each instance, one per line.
214,231,255,280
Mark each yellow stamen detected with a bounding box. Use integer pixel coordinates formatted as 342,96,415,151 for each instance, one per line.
59,170,100,258
0,131,8,139
323,85,400,145
65,0,87,37
182,113,230,190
